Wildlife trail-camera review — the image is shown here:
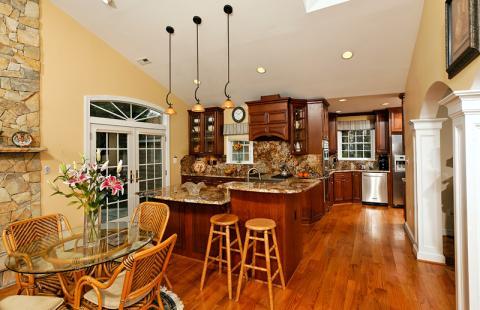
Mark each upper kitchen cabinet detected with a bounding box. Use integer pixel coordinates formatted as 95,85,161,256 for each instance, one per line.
375,109,389,154
188,107,224,156
306,98,329,154
389,107,403,134
328,113,337,155
290,99,308,155
246,95,290,141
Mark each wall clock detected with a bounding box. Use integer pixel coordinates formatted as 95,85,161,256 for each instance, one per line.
232,107,246,123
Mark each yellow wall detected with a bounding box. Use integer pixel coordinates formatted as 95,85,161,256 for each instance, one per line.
403,0,480,235
40,0,189,226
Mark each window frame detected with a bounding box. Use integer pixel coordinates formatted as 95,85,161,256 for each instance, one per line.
226,138,254,164
337,129,376,161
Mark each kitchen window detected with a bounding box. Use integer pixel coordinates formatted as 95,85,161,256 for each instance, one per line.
337,129,375,160
226,139,253,164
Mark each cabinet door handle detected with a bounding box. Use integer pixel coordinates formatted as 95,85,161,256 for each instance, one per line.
294,210,297,220
136,170,141,183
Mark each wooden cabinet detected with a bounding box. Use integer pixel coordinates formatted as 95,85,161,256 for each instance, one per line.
290,100,308,155
334,172,353,203
389,107,403,134
375,110,389,154
306,98,329,154
328,113,337,155
352,171,362,202
332,171,362,204
302,181,324,224
188,107,224,156
247,95,290,141
327,174,334,211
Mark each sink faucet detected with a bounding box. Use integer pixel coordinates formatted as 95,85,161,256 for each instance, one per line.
247,168,261,182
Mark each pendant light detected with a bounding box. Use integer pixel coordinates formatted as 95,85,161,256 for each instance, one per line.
165,26,176,116
192,16,205,113
222,5,235,109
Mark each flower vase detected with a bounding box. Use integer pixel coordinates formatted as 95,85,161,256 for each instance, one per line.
84,208,102,248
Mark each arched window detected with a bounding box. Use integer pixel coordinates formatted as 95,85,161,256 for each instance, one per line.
90,100,164,125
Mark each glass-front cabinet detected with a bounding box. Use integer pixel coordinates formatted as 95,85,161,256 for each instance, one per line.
188,107,224,156
290,101,308,155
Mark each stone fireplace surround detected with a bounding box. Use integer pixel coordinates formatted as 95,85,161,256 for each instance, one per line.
0,0,41,287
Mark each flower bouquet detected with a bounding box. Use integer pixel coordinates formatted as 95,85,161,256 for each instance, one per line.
50,151,124,246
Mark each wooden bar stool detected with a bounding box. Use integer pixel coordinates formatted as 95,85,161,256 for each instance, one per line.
236,218,286,310
200,213,245,299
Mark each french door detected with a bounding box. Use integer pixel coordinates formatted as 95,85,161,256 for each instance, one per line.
90,124,165,223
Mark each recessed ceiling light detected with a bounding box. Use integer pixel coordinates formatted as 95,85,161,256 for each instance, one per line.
339,98,347,102
256,67,266,74
341,51,353,60
193,79,201,85
336,110,342,113
382,102,390,106
102,0,112,5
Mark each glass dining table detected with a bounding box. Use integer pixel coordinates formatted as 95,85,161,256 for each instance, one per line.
4,221,154,302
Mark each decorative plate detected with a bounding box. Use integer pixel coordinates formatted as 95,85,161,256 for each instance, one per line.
12,131,32,147
192,159,207,174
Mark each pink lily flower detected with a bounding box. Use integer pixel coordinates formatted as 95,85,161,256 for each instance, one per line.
100,175,124,196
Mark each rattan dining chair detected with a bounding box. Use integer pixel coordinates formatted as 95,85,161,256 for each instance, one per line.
73,234,177,310
0,295,67,310
104,202,172,288
2,213,72,296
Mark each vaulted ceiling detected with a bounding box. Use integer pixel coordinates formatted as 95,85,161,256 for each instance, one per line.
51,0,424,110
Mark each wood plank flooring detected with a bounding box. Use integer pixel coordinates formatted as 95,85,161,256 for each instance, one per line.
0,203,456,309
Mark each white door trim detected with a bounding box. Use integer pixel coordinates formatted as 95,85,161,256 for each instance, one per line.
83,95,170,187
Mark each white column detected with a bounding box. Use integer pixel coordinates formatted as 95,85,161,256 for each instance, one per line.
410,119,446,264
440,91,480,310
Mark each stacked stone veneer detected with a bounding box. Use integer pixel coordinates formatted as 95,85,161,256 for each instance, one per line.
0,0,41,287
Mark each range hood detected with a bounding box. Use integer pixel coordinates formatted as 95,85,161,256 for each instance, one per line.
245,95,292,141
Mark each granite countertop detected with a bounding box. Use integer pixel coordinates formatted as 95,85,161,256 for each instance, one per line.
137,185,230,205
221,178,321,194
182,173,246,179
328,169,390,174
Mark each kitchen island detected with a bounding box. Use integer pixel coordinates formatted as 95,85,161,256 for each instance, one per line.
221,178,322,283
139,185,229,260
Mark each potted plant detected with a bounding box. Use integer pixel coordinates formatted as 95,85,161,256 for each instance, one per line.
50,151,124,246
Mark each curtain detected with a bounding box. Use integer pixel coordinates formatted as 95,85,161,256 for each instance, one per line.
336,120,374,131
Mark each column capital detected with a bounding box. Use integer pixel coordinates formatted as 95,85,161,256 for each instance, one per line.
439,90,480,118
409,118,447,130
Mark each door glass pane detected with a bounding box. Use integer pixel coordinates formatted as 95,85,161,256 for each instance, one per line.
96,131,129,223
139,134,163,192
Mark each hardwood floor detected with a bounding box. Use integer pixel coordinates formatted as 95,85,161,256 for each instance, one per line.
167,203,455,309
0,203,456,309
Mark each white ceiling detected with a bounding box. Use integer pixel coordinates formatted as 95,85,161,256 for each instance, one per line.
328,93,402,114
50,0,423,108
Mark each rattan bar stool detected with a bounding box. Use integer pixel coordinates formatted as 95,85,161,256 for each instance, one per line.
235,218,286,310
200,213,245,300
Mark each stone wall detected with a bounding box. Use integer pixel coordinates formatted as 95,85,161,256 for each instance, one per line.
0,0,40,288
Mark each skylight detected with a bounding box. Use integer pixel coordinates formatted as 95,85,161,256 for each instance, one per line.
303,0,350,13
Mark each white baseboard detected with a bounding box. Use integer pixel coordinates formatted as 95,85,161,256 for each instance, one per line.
404,222,418,256
417,251,446,264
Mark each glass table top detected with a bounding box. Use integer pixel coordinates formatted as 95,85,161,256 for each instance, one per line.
5,222,154,274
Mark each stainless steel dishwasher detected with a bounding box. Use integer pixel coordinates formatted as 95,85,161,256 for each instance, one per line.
362,172,388,205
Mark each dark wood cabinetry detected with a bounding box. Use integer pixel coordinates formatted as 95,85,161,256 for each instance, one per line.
352,171,362,202
334,172,353,203
328,113,337,155
306,98,329,154
375,110,389,154
302,180,325,224
290,100,308,155
327,175,334,210
389,107,403,134
188,107,224,156
247,95,290,141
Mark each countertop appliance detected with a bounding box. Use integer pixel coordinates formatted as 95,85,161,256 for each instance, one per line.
362,172,388,205
392,135,405,207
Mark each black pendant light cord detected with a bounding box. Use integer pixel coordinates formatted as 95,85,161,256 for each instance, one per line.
223,5,233,99
194,17,201,104
166,26,174,108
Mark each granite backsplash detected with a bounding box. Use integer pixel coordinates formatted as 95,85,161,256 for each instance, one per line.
181,141,324,177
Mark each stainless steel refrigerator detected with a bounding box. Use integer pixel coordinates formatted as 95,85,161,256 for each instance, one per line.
391,135,405,207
